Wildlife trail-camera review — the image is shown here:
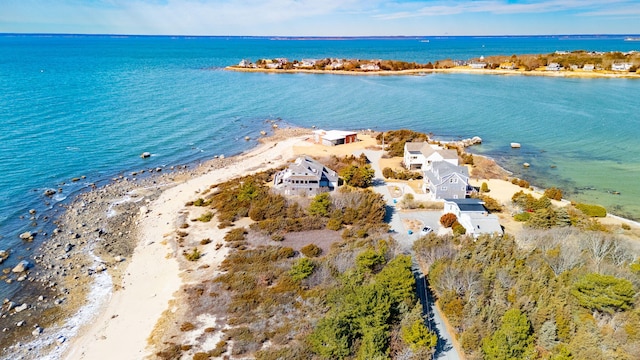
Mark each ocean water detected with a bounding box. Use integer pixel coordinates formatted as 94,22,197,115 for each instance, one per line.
1,34,639,298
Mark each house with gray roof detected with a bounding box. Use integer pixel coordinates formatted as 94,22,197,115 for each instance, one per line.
403,142,458,170
273,157,339,196
423,161,472,200
443,198,503,238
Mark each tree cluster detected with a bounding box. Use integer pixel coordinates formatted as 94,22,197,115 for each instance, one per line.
414,227,640,360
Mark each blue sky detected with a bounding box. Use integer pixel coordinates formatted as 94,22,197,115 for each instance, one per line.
1,0,639,36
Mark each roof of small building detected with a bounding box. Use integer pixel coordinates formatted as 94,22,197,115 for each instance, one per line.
314,129,357,141
405,142,457,160
445,198,486,212
467,213,503,235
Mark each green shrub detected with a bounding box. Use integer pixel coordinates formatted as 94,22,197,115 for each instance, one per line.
452,221,466,235
197,211,214,222
514,212,531,222
300,243,322,257
184,248,202,261
440,213,458,228
544,187,563,201
289,258,315,281
622,223,631,230
575,203,607,217
309,193,331,217
480,182,490,193
382,167,394,179
518,179,530,188
572,273,635,313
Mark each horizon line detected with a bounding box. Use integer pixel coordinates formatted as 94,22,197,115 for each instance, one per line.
1,32,639,39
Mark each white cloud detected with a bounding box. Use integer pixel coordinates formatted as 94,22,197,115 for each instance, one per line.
375,0,638,20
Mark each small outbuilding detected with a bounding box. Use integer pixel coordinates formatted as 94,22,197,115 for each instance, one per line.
313,129,358,146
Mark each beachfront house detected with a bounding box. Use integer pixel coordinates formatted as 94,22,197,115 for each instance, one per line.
360,63,380,71
546,63,562,71
499,62,516,70
583,64,595,71
611,62,633,71
273,156,339,196
443,199,503,238
423,161,472,200
469,61,487,69
238,59,251,68
313,129,358,146
403,142,458,170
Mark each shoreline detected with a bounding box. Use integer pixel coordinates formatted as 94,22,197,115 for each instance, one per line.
225,66,640,79
3,127,638,359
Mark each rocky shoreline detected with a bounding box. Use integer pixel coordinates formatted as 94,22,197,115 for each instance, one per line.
0,128,310,359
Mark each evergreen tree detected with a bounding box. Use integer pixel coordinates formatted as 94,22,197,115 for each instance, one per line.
482,308,535,360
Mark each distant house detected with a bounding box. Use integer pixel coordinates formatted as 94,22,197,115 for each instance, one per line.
611,62,633,71
266,62,281,69
313,129,358,146
360,63,380,71
570,64,579,70
499,62,516,70
327,61,344,70
546,63,562,71
453,60,467,67
273,157,339,196
583,64,595,71
423,161,472,200
238,59,251,68
403,142,458,170
443,198,503,238
469,62,487,69
296,59,317,68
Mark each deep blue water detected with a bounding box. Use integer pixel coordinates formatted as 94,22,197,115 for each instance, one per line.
1,34,639,297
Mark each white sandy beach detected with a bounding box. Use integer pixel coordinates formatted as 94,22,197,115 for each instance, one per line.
63,137,302,359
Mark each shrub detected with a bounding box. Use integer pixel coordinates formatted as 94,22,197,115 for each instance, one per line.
180,322,196,331
193,353,210,360
309,193,331,217
224,227,247,242
575,203,607,217
518,179,530,188
571,273,635,313
301,243,322,257
184,248,202,261
200,238,212,245
514,212,531,222
382,167,394,178
452,221,466,236
270,234,284,242
480,182,490,193
289,258,315,281
544,187,563,201
440,213,458,228
197,211,214,222
622,223,631,230
478,194,502,212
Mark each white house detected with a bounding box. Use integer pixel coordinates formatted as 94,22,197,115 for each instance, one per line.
238,59,251,67
469,62,487,69
546,63,562,71
443,199,503,238
403,142,458,170
360,63,380,71
273,157,339,196
423,162,472,200
583,64,595,71
611,63,633,71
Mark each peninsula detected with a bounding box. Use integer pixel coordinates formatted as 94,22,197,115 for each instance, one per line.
3,128,640,360
227,50,640,78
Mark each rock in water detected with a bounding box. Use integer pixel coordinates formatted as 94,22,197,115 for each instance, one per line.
12,260,30,273
19,231,34,240
140,152,151,158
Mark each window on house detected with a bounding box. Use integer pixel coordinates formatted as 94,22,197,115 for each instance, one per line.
453,195,458,199
450,178,458,183
442,186,447,191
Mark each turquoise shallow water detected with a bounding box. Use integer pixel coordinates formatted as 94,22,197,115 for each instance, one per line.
0,34,639,297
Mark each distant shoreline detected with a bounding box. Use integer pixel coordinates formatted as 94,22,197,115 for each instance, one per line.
226,65,640,79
